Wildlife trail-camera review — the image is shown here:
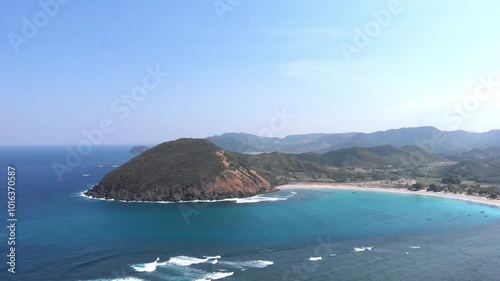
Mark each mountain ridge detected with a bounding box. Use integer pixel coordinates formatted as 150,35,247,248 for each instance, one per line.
207,126,500,154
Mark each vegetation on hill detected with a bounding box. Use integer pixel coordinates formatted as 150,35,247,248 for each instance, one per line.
228,145,445,186
230,152,328,186
443,158,500,183
297,145,442,169
88,138,500,202
85,139,272,201
445,147,500,161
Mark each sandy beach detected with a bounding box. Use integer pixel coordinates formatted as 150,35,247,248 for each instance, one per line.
278,182,500,207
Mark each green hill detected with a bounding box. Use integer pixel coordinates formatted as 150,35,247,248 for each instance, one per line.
231,152,328,186
85,139,273,201
444,158,500,183
297,145,442,169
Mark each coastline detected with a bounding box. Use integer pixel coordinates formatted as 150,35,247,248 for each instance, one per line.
278,182,500,208
79,188,283,204
81,183,500,208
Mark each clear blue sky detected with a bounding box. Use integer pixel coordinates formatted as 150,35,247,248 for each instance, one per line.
1,0,500,145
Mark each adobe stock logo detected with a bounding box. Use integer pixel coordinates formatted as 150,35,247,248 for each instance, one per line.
213,0,243,21
339,0,403,63
258,108,295,138
51,65,169,182
7,0,71,54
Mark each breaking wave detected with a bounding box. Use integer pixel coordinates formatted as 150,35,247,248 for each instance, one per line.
219,260,274,268
131,257,166,272
195,271,234,281
354,246,373,252
168,255,219,267
234,196,287,204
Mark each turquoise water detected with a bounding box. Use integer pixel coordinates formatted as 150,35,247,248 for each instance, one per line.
1,146,500,280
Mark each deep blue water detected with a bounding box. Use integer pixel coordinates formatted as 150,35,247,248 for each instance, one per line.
1,146,500,281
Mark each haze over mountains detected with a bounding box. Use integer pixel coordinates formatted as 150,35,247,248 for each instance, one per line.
207,127,500,154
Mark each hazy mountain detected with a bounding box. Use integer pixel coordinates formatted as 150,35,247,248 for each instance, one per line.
207,127,500,154
446,147,500,161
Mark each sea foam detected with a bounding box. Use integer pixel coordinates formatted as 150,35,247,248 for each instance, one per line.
219,260,274,268
131,257,166,272
234,196,287,204
195,271,234,281
89,277,144,281
168,255,219,266
81,187,289,205
354,246,373,252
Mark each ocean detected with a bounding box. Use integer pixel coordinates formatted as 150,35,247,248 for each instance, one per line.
1,146,500,281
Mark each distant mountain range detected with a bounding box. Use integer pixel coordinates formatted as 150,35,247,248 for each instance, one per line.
207,127,500,154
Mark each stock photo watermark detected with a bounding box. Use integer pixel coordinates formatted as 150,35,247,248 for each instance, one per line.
178,107,295,224
339,0,403,63
416,74,500,153
51,65,168,182
213,0,243,21
258,107,295,138
6,166,17,274
7,0,71,54
281,235,337,281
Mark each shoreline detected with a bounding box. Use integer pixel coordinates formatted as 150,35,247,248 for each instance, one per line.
277,182,500,208
80,183,500,208
79,188,282,204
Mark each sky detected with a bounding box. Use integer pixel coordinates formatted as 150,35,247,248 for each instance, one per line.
1,0,500,145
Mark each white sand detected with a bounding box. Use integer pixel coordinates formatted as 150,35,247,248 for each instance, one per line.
278,182,500,207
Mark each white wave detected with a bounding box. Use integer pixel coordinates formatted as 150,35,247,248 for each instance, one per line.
88,277,144,281
168,255,219,267
131,257,166,272
98,164,119,168
220,260,273,268
196,271,234,281
409,246,420,249
234,195,287,204
291,191,297,195
82,187,288,205
354,246,373,252
204,255,222,259
259,248,277,253
83,174,91,177
309,257,322,261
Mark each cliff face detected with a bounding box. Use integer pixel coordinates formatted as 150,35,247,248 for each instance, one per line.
85,139,272,201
